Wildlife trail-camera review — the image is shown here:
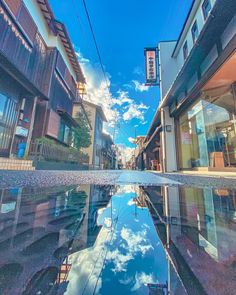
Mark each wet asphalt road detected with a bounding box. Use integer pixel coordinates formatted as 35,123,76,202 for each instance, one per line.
0,170,180,189
0,169,236,189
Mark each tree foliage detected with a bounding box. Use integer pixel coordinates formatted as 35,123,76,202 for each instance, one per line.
73,110,91,150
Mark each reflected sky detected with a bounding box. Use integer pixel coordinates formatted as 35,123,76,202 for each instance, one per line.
64,186,168,295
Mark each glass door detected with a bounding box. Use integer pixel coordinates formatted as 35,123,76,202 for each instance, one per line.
0,92,18,157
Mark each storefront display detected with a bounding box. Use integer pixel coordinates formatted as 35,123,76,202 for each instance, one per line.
179,84,236,169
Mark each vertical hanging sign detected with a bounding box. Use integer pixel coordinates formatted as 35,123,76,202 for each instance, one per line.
144,48,158,86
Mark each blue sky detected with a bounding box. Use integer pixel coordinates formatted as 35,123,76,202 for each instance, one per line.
49,0,192,148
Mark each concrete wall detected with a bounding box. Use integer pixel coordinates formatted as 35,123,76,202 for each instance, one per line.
161,107,177,172
24,0,77,80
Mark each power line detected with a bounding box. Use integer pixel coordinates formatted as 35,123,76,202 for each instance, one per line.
71,0,91,54
81,0,110,90
71,0,132,145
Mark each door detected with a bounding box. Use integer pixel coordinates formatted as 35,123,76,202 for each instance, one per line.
0,92,18,157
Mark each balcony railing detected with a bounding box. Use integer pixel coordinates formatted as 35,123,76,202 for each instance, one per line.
0,3,54,97
29,141,89,165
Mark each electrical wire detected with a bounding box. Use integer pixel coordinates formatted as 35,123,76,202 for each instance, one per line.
81,0,110,91
70,0,135,146
71,0,91,55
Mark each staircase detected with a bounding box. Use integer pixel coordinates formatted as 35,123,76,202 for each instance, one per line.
0,158,35,171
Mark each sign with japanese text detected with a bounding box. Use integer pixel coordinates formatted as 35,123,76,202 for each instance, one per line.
144,48,158,85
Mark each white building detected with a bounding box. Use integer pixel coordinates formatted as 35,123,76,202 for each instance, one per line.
145,0,236,173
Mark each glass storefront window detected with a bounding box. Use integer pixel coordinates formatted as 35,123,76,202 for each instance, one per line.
0,92,18,156
179,84,236,169
58,119,71,145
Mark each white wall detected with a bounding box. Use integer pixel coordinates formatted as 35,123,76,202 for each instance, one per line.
161,107,177,172
24,0,77,80
174,0,216,62
158,41,178,100
159,0,217,99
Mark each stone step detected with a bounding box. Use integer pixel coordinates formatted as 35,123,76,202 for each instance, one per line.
0,157,33,165
0,166,35,171
0,157,35,171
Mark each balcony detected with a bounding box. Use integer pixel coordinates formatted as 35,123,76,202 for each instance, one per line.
0,2,55,98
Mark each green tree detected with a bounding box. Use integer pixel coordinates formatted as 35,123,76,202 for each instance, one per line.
73,110,91,150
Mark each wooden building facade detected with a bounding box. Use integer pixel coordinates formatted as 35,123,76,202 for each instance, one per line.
0,0,85,158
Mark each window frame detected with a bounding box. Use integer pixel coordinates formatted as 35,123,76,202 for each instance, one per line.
191,21,199,44
183,41,189,60
202,0,212,20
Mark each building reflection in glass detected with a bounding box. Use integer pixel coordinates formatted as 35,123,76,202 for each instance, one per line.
143,185,236,295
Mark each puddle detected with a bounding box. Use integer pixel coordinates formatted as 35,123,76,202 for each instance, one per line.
0,184,235,294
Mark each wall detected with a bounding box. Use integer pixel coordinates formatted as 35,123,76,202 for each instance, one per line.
159,0,217,99
23,0,77,81
161,107,177,172
159,41,178,100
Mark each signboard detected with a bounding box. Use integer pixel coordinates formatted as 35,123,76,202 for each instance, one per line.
144,48,158,85
15,126,28,137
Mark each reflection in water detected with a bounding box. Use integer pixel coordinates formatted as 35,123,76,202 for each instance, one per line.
63,186,168,295
143,186,236,295
0,184,235,294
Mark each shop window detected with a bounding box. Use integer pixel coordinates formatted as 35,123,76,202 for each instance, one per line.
178,86,236,169
183,41,188,60
0,92,18,155
58,120,65,143
64,125,70,144
191,21,199,44
202,0,212,20
58,120,71,145
0,93,7,121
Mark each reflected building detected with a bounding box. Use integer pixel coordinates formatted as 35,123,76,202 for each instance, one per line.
0,184,112,295
143,186,236,295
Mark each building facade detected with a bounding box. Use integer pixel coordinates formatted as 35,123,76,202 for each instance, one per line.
134,136,146,170
101,132,116,169
0,0,85,160
146,0,236,172
76,101,107,169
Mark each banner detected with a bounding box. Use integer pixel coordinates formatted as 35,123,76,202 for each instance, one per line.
144,48,158,85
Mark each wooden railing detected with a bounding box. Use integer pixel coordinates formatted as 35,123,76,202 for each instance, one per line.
29,142,89,165
0,3,55,97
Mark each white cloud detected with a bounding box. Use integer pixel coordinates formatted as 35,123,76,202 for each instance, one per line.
106,226,153,274
112,90,133,106
132,80,150,92
131,272,157,291
116,144,134,165
138,103,149,110
127,199,136,206
123,104,145,121
76,51,149,137
140,120,148,125
76,50,118,130
121,227,153,256
128,137,135,144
